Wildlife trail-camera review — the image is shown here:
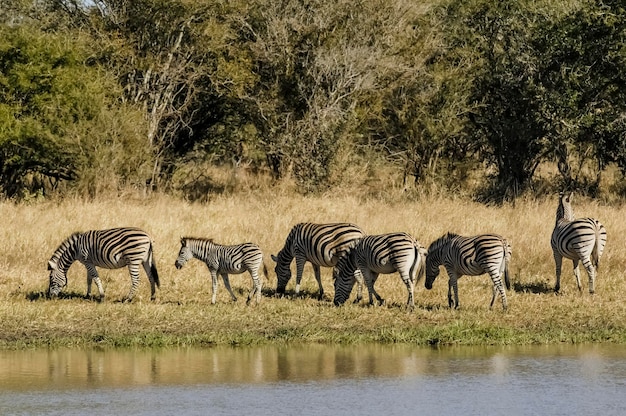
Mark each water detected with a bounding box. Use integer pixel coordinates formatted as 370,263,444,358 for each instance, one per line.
0,344,625,415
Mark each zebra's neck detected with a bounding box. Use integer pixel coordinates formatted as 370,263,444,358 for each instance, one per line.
428,237,448,264
187,238,218,261
51,234,81,273
556,203,575,224
278,231,297,260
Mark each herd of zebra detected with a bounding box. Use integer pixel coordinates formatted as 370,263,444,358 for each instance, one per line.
46,192,607,310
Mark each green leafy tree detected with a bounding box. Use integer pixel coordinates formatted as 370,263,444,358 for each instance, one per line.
534,0,626,194
0,26,151,198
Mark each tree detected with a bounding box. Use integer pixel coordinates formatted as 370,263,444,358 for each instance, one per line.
534,0,626,194
0,26,151,199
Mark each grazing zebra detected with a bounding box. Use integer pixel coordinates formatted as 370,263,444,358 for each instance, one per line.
271,223,365,299
175,237,267,304
333,232,427,311
47,227,160,302
425,233,511,310
551,192,607,294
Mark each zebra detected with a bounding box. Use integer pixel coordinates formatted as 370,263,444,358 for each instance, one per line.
551,192,607,294
333,232,427,311
425,233,511,310
271,223,365,299
175,237,267,305
47,227,160,302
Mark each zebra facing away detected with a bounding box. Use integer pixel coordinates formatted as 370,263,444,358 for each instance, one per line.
271,223,365,299
425,233,511,310
48,227,160,302
175,237,267,305
333,232,427,311
551,192,607,294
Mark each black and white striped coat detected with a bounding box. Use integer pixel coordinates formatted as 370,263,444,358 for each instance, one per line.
425,233,511,310
551,192,607,294
271,223,365,299
175,237,266,304
47,227,159,301
333,232,426,310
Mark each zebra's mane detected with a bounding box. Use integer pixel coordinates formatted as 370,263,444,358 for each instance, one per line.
181,236,215,245
556,192,575,223
49,232,82,267
428,232,459,252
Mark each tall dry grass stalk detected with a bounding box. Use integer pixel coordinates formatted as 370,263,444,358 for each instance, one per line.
0,192,625,348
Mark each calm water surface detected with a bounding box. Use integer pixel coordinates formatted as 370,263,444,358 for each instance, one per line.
0,344,625,415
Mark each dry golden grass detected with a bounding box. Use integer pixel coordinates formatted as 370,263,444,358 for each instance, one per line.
1,191,625,348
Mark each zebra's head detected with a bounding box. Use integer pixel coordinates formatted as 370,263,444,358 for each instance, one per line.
332,253,357,306
47,259,67,298
424,256,440,290
556,191,575,223
175,238,193,269
47,233,80,298
271,251,291,295
425,236,448,290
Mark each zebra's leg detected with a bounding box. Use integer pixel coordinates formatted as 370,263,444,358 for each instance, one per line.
553,252,563,293
372,273,384,306
247,269,262,305
353,269,364,304
447,274,459,309
364,271,384,306
488,269,507,311
400,272,415,311
85,264,104,301
294,257,307,296
572,259,583,293
210,269,219,304
142,260,157,301
124,263,141,302
221,273,237,302
312,264,324,300
580,257,596,294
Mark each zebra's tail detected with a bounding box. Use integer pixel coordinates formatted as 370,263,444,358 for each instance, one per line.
592,221,607,271
262,262,269,282
503,239,512,290
411,245,427,284
149,244,160,288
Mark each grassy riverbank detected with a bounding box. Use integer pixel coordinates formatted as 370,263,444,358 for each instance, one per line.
1,192,625,349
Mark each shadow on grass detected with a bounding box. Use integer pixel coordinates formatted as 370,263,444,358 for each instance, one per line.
512,280,554,294
26,290,99,302
268,288,330,302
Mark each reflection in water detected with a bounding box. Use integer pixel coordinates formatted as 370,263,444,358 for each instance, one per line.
1,344,625,415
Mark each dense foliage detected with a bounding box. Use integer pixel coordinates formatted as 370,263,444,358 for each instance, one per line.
1,0,625,201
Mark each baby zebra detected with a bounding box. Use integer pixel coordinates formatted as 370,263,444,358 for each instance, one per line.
425,233,511,310
175,237,266,304
47,227,160,302
333,232,427,311
551,192,607,294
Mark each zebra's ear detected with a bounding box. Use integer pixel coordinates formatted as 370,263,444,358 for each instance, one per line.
271,254,278,263
47,260,55,271
180,237,186,246
568,191,573,201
